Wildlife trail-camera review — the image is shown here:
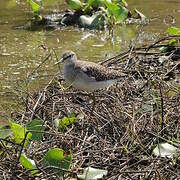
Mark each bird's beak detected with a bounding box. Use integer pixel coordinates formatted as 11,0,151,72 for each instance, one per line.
55,58,64,65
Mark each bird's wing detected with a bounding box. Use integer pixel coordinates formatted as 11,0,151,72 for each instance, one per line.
75,61,126,81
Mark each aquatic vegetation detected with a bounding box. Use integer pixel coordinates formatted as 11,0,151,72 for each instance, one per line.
26,0,145,30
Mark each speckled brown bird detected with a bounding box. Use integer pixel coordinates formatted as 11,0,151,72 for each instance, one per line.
56,51,126,92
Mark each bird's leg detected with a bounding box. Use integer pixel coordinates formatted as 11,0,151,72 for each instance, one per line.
90,92,96,116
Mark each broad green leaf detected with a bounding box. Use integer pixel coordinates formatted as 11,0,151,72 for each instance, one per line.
104,0,128,23
9,120,32,146
26,119,45,142
153,142,177,158
167,26,180,35
43,148,72,176
0,126,11,139
67,0,83,10
20,154,38,175
27,0,41,13
78,167,108,180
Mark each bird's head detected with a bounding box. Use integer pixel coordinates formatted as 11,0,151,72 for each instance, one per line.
56,51,77,65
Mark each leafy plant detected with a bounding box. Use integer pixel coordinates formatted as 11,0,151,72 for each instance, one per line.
20,154,38,175
66,0,129,28
54,113,77,131
104,0,128,23
67,0,83,11
28,0,41,14
43,148,72,176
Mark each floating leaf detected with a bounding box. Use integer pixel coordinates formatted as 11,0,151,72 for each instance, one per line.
153,142,177,158
27,0,41,14
26,119,45,142
0,126,11,139
167,26,180,35
20,154,38,175
67,0,83,11
78,167,108,180
43,148,72,176
104,0,128,23
9,120,32,146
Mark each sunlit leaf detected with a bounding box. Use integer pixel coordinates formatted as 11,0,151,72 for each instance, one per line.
20,154,38,175
9,120,32,146
67,0,83,10
43,148,72,176
167,26,180,35
26,119,45,142
168,39,176,46
104,0,128,23
27,0,41,13
153,142,177,158
57,113,77,130
77,167,108,180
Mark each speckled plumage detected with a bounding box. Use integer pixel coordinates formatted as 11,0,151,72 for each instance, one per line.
57,51,126,91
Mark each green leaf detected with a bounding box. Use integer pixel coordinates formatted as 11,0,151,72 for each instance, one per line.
153,142,177,158
167,26,180,35
87,0,104,9
168,39,177,46
26,119,45,142
67,0,83,11
104,0,128,23
77,167,108,180
9,120,32,146
0,126,11,139
20,154,38,175
27,0,41,13
43,148,72,176
56,113,77,131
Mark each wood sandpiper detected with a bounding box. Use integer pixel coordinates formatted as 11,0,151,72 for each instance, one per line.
56,51,126,92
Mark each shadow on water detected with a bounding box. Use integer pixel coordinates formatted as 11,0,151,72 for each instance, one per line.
0,0,180,124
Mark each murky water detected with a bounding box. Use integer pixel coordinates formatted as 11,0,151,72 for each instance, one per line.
0,0,180,124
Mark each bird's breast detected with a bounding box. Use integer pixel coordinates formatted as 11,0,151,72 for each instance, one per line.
63,65,76,84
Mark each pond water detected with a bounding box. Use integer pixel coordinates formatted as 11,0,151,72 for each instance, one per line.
0,0,180,125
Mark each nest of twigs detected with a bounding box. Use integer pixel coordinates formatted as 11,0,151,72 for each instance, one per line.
1,36,180,179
